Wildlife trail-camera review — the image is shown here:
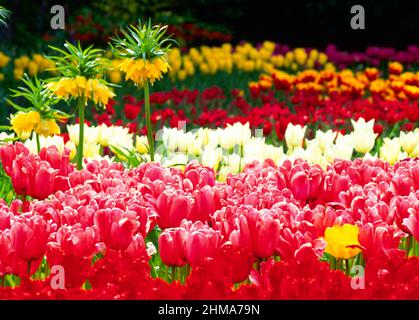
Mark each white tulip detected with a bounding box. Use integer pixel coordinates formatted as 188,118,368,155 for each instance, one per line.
315,129,336,152
399,131,419,155
285,123,307,150
350,118,377,154
201,146,222,171
379,137,406,165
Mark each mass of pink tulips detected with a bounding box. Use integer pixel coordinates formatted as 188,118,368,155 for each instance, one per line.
0,142,418,299
1,2,419,301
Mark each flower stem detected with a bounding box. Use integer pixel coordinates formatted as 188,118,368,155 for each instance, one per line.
406,235,412,257
329,255,336,270
143,81,155,161
76,97,85,170
35,133,41,154
345,259,350,276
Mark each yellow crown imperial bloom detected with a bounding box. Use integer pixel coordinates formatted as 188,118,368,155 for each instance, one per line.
34,118,61,136
10,111,41,140
119,57,170,87
324,224,362,259
45,76,115,105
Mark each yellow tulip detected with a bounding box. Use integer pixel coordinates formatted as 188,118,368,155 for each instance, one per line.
324,224,362,259
318,52,328,65
177,69,187,81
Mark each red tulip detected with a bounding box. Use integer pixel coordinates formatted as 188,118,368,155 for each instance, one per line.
158,228,187,267
185,227,220,266
402,208,419,243
39,145,74,176
10,216,51,262
124,104,141,120
230,207,281,259
8,153,59,200
190,186,216,223
53,224,102,258
392,195,416,234
0,230,17,276
94,208,140,251
0,143,29,176
156,190,192,229
125,234,147,260
358,222,401,260
290,171,310,202
184,161,215,188
47,224,103,288
391,170,414,196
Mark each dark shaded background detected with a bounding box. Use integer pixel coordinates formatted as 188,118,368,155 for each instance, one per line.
1,0,418,50
198,0,419,49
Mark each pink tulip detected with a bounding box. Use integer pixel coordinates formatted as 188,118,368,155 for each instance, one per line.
94,208,140,251
0,143,29,176
230,207,281,259
156,190,192,229
190,186,216,222
53,224,102,258
0,230,17,276
401,196,419,241
358,222,401,260
391,170,415,196
158,228,188,266
125,234,147,259
185,161,215,188
392,195,417,234
39,145,74,176
290,171,310,202
10,216,51,262
185,227,220,266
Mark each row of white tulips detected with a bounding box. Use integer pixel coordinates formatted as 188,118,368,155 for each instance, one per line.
1,118,417,180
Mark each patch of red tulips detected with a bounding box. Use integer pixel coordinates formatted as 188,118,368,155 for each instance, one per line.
94,86,418,140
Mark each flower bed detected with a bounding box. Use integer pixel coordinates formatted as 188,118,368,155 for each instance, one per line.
0,142,418,299
0,15,418,299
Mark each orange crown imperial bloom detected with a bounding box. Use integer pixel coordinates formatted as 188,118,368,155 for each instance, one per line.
323,224,362,259
118,57,170,87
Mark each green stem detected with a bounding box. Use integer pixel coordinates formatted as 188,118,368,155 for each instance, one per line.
336,258,342,271
413,237,419,257
35,133,41,154
184,264,190,282
164,265,169,283
329,255,334,270
406,235,412,257
359,252,365,268
345,259,350,276
143,81,155,161
76,97,85,170
412,237,416,257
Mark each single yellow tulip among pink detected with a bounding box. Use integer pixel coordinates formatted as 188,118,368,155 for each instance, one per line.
323,224,362,259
